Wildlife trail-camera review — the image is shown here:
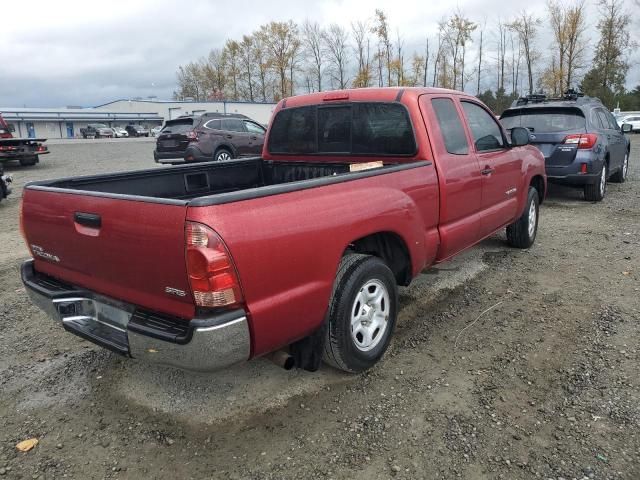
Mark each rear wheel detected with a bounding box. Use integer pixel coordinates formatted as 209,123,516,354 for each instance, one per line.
214,148,233,162
323,254,397,373
19,156,37,167
584,163,607,201
610,151,629,183
506,186,539,249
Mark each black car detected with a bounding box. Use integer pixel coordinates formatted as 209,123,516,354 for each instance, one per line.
125,125,150,137
153,113,266,164
501,91,632,201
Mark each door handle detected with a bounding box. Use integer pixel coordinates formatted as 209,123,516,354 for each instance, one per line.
250,136,257,140
226,134,233,139
74,212,101,228
481,167,494,176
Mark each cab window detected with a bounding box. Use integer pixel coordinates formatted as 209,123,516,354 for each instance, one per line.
461,101,504,152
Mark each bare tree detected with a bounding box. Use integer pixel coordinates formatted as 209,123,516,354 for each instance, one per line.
224,40,241,100
238,35,255,101
323,24,350,89
260,21,300,100
496,20,508,92
476,29,483,94
508,11,541,95
352,20,373,88
564,1,588,90
302,21,324,92
423,38,430,87
372,9,392,86
252,31,270,102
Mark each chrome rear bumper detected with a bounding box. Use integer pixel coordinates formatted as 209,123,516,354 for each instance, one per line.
21,260,250,372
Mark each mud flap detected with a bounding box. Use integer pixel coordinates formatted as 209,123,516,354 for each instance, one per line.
290,321,327,372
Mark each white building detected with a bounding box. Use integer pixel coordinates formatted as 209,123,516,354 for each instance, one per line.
1,99,277,139
0,107,163,139
94,99,277,124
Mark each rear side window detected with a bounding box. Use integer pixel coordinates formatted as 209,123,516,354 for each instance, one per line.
462,102,504,151
501,108,586,133
431,98,469,155
268,102,416,155
204,119,222,130
222,119,245,132
162,119,193,134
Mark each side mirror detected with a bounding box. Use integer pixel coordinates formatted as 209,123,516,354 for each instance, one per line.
621,123,632,133
510,127,530,147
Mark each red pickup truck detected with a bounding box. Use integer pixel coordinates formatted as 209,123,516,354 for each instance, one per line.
21,88,546,373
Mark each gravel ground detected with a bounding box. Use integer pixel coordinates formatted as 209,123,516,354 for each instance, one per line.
0,137,639,479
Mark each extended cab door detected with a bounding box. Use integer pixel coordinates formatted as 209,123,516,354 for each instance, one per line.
420,95,483,261
460,100,522,237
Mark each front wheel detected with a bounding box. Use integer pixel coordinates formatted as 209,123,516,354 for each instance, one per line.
584,163,607,201
323,254,398,373
506,186,539,249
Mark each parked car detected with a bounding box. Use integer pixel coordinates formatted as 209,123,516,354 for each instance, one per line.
616,114,640,133
151,126,163,137
125,125,149,137
80,124,113,139
112,127,129,138
500,91,631,201
154,113,266,164
21,87,545,374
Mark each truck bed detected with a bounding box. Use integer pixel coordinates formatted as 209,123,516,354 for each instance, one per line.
27,157,423,206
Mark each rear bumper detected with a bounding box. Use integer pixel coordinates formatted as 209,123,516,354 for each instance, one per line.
154,149,188,163
21,260,251,372
546,155,604,186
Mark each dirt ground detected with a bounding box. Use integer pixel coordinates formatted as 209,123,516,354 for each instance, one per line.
0,138,639,480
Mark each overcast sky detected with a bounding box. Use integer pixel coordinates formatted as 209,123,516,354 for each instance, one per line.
1,0,638,108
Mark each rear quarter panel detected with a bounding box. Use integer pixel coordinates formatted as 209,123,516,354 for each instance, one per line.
187,165,439,357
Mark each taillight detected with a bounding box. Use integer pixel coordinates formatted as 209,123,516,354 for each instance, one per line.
563,133,597,149
186,131,198,141
185,222,243,308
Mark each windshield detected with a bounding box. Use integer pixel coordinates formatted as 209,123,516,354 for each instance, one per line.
500,108,586,133
90,124,108,129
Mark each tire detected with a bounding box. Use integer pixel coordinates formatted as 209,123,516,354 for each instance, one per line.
323,254,398,373
610,151,629,183
19,156,37,167
506,186,539,249
214,148,233,162
584,162,607,201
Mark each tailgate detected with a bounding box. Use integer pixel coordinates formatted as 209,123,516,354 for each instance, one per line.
21,188,195,319
529,132,578,166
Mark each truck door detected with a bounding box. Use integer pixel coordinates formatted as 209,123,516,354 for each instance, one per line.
460,100,522,237
420,95,483,261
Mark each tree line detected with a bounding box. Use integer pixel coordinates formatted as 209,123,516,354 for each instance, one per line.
174,0,638,113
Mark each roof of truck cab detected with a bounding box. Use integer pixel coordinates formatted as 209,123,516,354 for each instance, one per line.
279,87,468,109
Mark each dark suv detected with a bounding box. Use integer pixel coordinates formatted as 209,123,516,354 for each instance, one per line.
501,92,632,201
153,113,266,164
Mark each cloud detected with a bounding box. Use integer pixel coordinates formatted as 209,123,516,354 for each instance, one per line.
0,0,638,107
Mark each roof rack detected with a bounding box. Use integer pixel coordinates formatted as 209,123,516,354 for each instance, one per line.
511,89,599,108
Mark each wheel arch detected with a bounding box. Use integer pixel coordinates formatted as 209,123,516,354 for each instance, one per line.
344,231,413,286
529,174,545,204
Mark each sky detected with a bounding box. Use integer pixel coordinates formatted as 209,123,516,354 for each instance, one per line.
0,0,638,108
